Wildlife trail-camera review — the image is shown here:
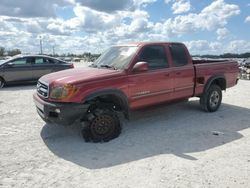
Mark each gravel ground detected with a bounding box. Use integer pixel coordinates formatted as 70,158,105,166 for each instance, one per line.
0,79,250,188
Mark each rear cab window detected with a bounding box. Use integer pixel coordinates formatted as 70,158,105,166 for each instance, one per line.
169,44,189,67
139,45,168,70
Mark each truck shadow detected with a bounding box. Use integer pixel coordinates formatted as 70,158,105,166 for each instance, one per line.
40,100,250,169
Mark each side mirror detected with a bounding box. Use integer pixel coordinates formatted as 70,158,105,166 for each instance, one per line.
6,62,14,67
132,61,149,73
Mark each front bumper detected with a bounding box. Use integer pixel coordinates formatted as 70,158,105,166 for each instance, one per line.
33,93,89,125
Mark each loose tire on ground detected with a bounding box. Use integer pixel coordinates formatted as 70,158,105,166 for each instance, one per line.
82,107,121,142
200,84,222,112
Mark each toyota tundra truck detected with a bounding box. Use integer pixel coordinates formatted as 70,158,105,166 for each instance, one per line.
33,42,239,142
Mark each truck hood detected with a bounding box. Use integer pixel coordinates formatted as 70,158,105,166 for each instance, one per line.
40,67,124,85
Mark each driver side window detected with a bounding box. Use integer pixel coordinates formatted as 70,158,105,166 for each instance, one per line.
10,58,28,65
139,45,168,70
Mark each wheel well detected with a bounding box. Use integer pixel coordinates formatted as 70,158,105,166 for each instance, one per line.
85,94,129,118
96,94,125,111
0,76,5,86
211,78,226,90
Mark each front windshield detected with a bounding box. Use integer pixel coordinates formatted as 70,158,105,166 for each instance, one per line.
91,46,138,70
0,60,5,65
0,55,21,65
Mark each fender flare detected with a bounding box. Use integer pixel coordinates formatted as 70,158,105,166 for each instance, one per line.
203,75,226,94
83,88,129,118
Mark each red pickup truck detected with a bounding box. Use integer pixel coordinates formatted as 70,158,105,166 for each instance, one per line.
33,42,239,142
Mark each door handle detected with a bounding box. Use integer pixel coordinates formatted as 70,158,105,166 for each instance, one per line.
176,72,181,75
164,73,170,77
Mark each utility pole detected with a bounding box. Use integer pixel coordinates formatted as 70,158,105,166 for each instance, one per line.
39,36,43,54
52,46,55,56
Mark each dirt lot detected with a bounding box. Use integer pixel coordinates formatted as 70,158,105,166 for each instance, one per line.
0,80,250,188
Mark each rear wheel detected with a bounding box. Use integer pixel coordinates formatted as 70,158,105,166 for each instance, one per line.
200,84,222,112
82,107,121,142
0,77,5,88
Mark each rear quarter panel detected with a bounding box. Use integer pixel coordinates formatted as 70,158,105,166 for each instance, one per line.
194,60,239,96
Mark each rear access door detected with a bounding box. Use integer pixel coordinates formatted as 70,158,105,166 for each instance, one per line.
31,57,54,80
168,43,195,99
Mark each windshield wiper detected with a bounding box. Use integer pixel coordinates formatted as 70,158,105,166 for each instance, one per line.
100,64,117,70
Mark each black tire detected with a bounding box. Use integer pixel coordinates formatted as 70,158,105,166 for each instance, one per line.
82,107,121,142
0,77,5,88
200,84,222,112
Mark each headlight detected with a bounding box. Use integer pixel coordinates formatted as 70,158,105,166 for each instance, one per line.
50,84,79,100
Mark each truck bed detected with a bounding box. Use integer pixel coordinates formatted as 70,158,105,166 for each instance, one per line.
193,59,239,96
193,59,228,64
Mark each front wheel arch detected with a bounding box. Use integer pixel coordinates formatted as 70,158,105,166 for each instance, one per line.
83,89,129,119
0,77,5,88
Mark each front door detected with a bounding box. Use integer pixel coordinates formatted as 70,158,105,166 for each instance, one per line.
3,57,33,82
128,45,174,109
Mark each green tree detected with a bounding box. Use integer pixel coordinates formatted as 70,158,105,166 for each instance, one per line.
0,47,5,56
7,49,21,56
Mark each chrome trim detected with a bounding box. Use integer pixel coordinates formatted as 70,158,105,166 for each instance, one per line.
37,80,49,98
174,85,194,92
132,89,172,99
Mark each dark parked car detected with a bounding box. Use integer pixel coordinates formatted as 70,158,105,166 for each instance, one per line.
0,55,74,88
243,58,250,68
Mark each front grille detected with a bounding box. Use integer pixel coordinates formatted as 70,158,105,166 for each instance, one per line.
37,80,49,98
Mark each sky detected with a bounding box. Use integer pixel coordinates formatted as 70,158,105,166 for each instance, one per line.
0,0,249,55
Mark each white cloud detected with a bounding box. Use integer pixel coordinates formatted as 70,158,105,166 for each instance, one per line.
0,0,247,55
46,18,81,35
245,16,250,23
185,40,218,54
74,0,134,13
172,0,191,14
74,0,156,13
25,20,43,34
132,0,157,8
0,16,80,36
0,0,72,18
227,40,250,53
201,0,240,19
185,40,250,55
119,10,151,33
73,5,121,33
216,28,229,40
164,0,172,4
154,0,240,37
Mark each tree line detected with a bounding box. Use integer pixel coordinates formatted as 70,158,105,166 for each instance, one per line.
0,47,100,60
1,46,249,59
0,47,22,56
193,52,250,59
